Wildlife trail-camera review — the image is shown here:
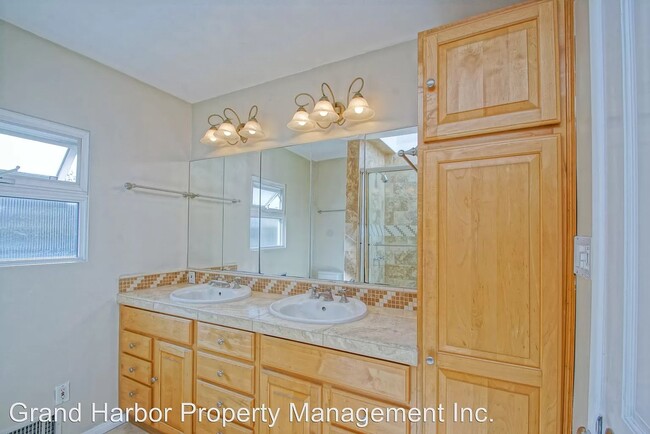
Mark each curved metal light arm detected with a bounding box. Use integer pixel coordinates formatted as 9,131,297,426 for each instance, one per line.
248,105,259,120
223,107,242,125
207,113,226,127
320,82,337,103
294,92,316,109
346,77,365,105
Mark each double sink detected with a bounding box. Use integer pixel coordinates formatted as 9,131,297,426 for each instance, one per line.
170,280,367,325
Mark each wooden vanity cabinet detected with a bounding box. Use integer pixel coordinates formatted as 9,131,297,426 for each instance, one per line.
120,307,416,434
119,306,194,434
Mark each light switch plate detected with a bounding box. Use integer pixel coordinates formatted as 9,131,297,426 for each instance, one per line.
574,236,592,279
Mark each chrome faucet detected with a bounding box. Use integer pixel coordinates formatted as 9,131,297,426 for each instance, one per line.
308,286,320,299
337,289,352,303
230,277,241,289
317,288,334,302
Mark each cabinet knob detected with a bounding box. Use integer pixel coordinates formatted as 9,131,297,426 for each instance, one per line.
128,343,136,349
151,376,158,384
128,367,136,373
216,370,224,378
128,391,136,398
216,401,223,408
217,338,225,345
426,78,436,89
426,356,435,365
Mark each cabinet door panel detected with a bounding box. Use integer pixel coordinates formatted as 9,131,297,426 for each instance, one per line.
420,135,562,434
153,341,193,434
420,0,559,141
259,370,321,434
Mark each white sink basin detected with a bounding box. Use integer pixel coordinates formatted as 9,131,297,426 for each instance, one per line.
170,281,251,304
269,293,367,324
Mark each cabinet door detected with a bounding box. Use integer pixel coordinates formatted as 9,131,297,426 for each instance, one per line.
420,0,559,142
259,370,321,434
420,135,562,434
153,341,193,434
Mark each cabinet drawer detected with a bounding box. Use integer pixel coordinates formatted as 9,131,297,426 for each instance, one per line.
328,389,409,434
120,330,152,360
120,306,192,345
119,376,151,412
197,322,254,361
197,351,255,395
120,353,152,385
196,417,253,434
261,336,410,404
196,380,254,428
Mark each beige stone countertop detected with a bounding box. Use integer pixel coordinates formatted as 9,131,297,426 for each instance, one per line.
116,284,418,366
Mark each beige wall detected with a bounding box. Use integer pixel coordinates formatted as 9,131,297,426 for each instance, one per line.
0,21,191,434
191,41,419,160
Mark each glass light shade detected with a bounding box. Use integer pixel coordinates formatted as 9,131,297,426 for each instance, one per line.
215,120,240,142
343,94,375,121
287,108,316,132
240,118,265,139
308,97,339,123
199,126,224,144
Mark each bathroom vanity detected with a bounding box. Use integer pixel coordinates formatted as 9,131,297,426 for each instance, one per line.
117,287,417,434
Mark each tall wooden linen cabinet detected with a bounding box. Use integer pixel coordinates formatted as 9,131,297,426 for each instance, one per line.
417,1,575,433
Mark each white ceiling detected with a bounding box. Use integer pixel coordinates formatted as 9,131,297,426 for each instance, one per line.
0,0,518,103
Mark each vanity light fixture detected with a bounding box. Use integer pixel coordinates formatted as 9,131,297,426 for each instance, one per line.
200,105,265,146
287,77,374,132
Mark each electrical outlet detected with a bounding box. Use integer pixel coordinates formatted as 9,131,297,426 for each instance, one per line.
55,382,69,405
188,271,196,284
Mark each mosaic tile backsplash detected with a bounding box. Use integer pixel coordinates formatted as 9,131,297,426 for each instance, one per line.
119,270,417,311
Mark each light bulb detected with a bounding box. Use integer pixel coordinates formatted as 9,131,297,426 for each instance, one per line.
224,130,232,137
297,121,306,126
354,106,364,114
287,107,317,132
343,93,374,121
309,97,339,122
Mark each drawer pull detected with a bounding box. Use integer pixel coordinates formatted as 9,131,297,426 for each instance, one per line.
217,338,225,345
151,376,158,384
426,78,436,89
216,370,224,378
128,367,136,373
216,401,223,408
128,343,136,349
129,391,137,397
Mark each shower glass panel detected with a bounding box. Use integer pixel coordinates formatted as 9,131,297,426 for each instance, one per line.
365,168,417,288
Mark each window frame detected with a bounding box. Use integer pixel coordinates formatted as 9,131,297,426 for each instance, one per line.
250,176,286,250
0,108,90,267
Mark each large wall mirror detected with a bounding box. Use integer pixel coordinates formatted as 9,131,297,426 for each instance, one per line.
187,127,418,289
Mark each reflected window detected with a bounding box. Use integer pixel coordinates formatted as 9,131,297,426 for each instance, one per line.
250,177,286,249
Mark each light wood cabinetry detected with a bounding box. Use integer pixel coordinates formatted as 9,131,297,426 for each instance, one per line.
153,341,193,434
119,306,194,433
259,370,322,434
119,307,415,434
418,1,575,433
420,0,560,142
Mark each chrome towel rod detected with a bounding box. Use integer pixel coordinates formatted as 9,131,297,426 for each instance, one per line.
397,148,418,172
124,182,240,203
318,209,345,214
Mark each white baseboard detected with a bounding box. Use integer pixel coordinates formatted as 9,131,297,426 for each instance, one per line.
83,420,124,434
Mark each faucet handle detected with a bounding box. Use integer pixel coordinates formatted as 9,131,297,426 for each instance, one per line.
230,277,241,289
337,288,353,303
308,286,320,299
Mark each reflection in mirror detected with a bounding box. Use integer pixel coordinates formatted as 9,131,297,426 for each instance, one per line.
259,147,312,278
344,129,418,288
223,152,261,273
187,128,417,289
188,157,225,269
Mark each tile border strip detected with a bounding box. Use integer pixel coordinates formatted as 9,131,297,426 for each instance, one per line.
119,269,417,311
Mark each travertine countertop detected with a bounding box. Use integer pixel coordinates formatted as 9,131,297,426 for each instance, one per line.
117,285,418,366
